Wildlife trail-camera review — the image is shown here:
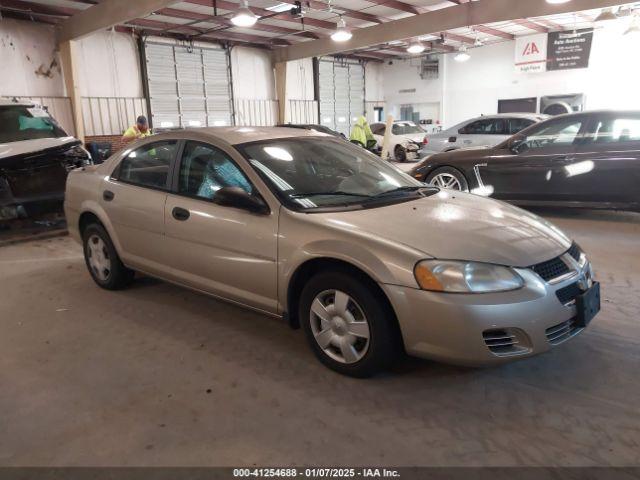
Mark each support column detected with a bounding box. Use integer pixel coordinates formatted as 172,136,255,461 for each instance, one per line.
59,40,85,142
274,61,287,124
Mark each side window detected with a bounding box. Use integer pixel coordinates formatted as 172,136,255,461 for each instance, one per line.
521,119,584,150
178,142,253,200
592,116,640,144
508,118,535,135
116,140,177,189
461,119,497,135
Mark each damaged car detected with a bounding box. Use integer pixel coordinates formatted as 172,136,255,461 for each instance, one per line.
0,99,91,221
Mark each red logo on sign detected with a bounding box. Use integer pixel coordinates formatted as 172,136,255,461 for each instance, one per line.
522,42,540,56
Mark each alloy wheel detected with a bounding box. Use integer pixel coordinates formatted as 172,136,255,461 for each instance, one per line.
87,235,112,282
431,173,464,191
309,289,370,364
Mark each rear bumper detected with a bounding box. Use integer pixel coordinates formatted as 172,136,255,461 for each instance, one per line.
383,267,594,366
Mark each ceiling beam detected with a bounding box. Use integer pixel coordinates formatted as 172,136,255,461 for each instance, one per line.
184,0,338,31
57,0,181,42
512,18,549,33
274,0,631,62
363,0,423,15
157,7,320,39
473,24,514,40
277,0,386,25
442,31,475,44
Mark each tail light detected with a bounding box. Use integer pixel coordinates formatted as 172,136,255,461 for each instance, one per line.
423,137,429,145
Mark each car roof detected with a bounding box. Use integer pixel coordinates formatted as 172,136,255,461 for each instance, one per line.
151,126,329,145
471,113,548,120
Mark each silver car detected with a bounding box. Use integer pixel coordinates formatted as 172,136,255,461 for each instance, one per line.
421,113,549,155
64,127,600,377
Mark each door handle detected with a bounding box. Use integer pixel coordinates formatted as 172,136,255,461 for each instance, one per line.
103,190,115,201
172,206,190,221
448,136,457,143
552,155,575,164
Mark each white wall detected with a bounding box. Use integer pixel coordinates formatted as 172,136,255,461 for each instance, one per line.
231,46,275,100
365,62,384,101
382,56,443,124
0,19,65,97
383,20,640,128
76,30,143,98
286,58,314,101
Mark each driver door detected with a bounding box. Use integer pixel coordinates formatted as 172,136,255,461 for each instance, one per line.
479,115,588,202
163,141,279,313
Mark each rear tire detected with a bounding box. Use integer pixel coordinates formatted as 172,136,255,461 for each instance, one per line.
299,271,399,377
82,224,135,290
426,166,469,191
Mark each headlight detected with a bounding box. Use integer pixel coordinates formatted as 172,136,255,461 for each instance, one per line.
414,260,524,293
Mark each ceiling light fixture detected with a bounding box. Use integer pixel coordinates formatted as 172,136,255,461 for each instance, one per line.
454,45,471,62
231,0,258,27
331,16,352,42
406,41,425,54
546,0,571,4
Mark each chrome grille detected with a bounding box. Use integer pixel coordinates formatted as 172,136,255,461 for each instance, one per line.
567,243,582,262
483,329,522,356
546,317,581,345
530,257,571,282
556,282,582,305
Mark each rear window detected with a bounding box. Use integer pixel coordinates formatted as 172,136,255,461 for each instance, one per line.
0,105,68,143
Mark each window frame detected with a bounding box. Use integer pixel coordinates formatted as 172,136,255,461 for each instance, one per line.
110,139,182,192
515,114,591,152
169,139,267,209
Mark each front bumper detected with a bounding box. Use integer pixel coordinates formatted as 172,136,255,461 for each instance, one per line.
383,267,595,366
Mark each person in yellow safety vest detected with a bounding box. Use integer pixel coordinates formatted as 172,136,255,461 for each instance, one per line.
349,116,377,150
122,115,152,144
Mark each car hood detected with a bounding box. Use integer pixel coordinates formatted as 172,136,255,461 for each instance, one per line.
312,191,570,267
0,136,78,160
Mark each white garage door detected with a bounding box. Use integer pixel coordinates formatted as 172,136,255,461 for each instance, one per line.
318,58,365,137
144,40,234,129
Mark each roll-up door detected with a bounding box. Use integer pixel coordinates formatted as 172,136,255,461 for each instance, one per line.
144,39,233,129
318,58,365,137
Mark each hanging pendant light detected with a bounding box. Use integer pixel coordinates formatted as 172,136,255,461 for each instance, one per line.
454,45,471,62
331,17,352,42
406,41,425,54
231,0,258,27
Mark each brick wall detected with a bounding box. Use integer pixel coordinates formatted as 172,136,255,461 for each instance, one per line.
85,135,127,154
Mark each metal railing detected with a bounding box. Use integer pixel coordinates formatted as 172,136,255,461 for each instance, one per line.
288,99,318,125
82,97,148,137
234,99,279,126
2,95,75,136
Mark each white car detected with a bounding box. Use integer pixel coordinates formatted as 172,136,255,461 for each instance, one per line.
370,121,425,162
421,113,549,155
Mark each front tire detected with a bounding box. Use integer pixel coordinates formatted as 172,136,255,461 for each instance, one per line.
426,166,469,191
299,271,399,377
82,224,134,290
394,145,407,162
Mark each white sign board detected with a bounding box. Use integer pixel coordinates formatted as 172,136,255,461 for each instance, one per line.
515,33,548,73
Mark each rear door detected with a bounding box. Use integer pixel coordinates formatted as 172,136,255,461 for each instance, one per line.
459,118,508,148
561,112,640,206
102,140,178,272
163,140,279,313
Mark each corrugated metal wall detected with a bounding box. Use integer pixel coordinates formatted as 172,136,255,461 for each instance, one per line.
318,58,365,136
145,41,233,129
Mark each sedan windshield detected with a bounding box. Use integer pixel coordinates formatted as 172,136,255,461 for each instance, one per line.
392,122,424,135
0,105,68,143
237,137,426,210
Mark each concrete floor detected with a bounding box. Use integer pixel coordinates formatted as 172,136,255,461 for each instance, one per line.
1,208,639,467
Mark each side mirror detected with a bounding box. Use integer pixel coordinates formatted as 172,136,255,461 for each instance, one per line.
213,187,269,214
507,135,526,153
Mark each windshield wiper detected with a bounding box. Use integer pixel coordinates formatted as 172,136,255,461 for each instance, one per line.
289,191,372,198
369,186,428,198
